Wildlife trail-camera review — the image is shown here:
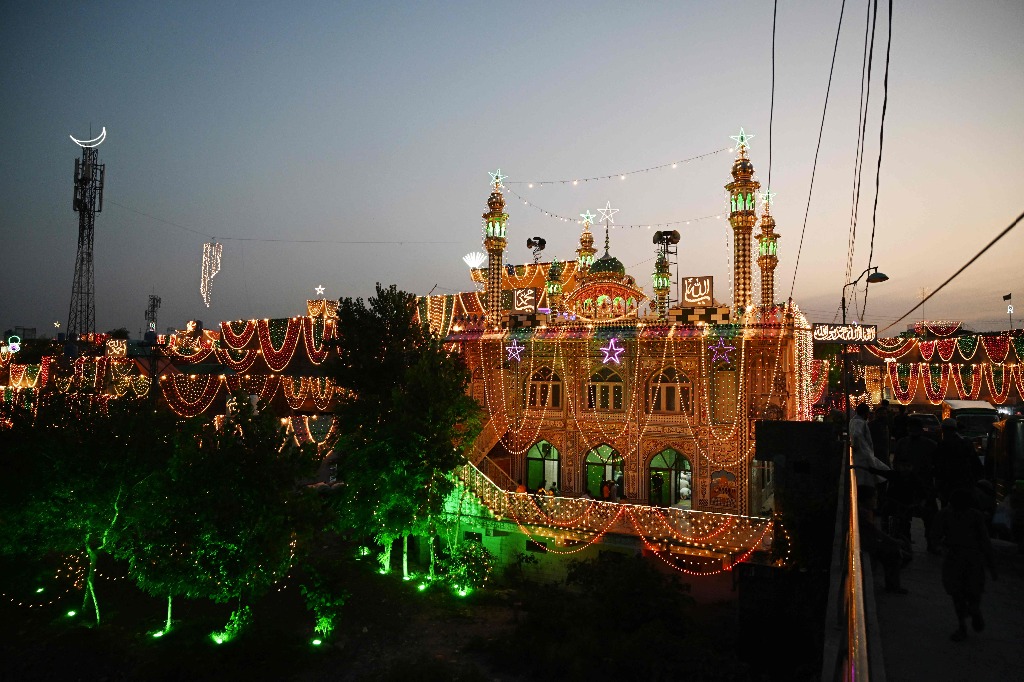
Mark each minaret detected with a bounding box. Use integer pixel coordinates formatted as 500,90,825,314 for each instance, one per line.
545,258,563,314
756,191,780,308
652,251,671,320
576,210,597,274
482,169,509,328
725,128,760,311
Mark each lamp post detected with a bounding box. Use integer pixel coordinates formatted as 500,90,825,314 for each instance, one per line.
841,266,889,418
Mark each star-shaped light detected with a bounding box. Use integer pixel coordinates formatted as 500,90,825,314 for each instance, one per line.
600,337,625,364
54,322,61,329
505,339,525,362
314,285,325,296
579,209,596,225
708,336,736,364
597,201,619,224
759,190,776,207
488,168,508,188
729,127,754,150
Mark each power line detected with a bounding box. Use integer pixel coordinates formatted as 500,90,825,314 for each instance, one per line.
862,0,893,317
789,0,848,301
767,0,777,193
879,211,1024,334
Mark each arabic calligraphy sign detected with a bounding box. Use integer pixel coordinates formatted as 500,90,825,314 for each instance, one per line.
501,288,538,313
683,276,713,307
812,323,877,344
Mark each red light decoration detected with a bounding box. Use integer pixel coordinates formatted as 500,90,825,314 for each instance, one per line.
219,320,257,349
918,340,935,361
887,361,920,405
302,317,334,365
864,337,916,360
225,374,281,403
922,364,951,404
257,319,302,371
985,364,1014,404
161,374,222,417
950,364,983,400
935,339,957,362
809,359,829,404
981,336,1011,364
283,376,307,409
214,347,259,373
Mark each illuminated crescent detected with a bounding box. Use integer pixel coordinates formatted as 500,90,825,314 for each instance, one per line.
70,127,107,148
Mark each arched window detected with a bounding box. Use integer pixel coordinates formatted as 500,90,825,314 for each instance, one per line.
649,368,691,414
648,448,692,508
588,366,624,411
525,440,560,491
585,444,623,499
528,367,561,409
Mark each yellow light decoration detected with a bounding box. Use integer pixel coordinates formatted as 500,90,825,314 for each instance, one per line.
160,374,223,417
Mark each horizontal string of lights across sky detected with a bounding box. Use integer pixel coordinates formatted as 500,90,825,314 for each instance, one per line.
503,147,730,186
503,186,727,231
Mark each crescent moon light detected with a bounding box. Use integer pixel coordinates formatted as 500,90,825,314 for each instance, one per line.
70,127,107,148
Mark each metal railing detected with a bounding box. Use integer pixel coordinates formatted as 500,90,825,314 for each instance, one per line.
821,446,881,681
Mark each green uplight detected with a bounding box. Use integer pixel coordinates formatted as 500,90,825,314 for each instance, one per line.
35,587,44,594
457,589,468,597
417,583,427,591
152,631,164,638
378,569,388,575
402,575,411,581
66,610,77,617
311,638,322,646
211,634,224,645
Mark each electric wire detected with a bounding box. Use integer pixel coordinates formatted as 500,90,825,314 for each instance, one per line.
878,211,1024,334
844,0,878,293
861,0,893,317
767,0,777,194
789,0,848,303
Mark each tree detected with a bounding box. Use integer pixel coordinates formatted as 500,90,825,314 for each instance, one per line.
0,394,174,625
331,284,482,577
117,393,324,637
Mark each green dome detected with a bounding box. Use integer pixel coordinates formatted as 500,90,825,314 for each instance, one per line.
589,252,625,277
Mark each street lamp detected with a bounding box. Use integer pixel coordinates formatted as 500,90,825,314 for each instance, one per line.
841,266,888,415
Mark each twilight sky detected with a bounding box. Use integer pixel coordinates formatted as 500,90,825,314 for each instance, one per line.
1,0,1022,337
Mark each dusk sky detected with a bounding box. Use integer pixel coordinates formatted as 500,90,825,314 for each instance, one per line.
1,1,1021,337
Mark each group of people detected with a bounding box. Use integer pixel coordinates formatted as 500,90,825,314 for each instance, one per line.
850,400,997,642
515,480,559,497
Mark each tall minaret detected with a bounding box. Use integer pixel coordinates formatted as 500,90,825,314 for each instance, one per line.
756,191,780,308
576,209,597,275
724,128,760,311
652,251,671,320
483,169,508,328
545,258,563,314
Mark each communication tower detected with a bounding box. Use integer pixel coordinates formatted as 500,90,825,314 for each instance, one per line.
67,134,106,337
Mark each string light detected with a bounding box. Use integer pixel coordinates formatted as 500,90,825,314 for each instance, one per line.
503,147,727,187
200,241,223,308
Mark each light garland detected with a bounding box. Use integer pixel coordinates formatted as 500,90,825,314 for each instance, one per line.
226,374,281,404
503,147,727,187
985,364,1014,404
256,318,302,371
220,320,257,349
949,364,984,401
200,241,223,308
161,374,222,417
302,317,334,365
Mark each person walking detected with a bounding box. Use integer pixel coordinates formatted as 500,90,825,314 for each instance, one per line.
851,403,891,493
870,400,893,467
935,418,982,507
932,487,997,641
891,416,939,549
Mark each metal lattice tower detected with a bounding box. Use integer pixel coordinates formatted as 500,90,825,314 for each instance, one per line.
144,294,162,330
67,145,105,337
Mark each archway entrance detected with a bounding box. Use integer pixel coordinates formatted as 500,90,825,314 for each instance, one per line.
585,444,623,499
648,448,692,508
525,440,559,492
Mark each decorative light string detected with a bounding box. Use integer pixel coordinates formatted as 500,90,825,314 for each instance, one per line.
503,147,729,187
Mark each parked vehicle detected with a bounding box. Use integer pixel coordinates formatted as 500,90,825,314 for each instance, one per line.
985,417,1024,548
908,412,942,439
943,400,999,462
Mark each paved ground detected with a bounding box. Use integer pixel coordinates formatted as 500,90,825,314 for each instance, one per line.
874,518,1024,681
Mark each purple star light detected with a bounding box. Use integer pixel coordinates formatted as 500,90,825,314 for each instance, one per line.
506,339,526,362
600,337,625,364
708,337,735,364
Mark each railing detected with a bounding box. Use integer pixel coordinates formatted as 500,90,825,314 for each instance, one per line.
454,461,773,557
821,446,882,682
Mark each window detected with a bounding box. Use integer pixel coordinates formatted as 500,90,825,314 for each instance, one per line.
588,366,624,411
648,448,692,508
527,367,561,409
525,440,560,492
649,368,692,414
585,444,623,499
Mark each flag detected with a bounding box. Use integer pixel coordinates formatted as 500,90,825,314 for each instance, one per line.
1004,293,1012,301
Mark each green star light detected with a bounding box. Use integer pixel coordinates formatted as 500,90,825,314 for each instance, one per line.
730,128,754,150
580,210,596,224
488,169,507,187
